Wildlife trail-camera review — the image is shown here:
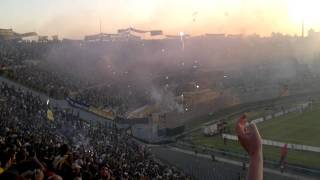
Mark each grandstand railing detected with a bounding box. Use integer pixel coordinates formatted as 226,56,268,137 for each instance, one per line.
222,133,320,153
176,141,320,177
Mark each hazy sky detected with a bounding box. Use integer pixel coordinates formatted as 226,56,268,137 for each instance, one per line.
1,0,320,38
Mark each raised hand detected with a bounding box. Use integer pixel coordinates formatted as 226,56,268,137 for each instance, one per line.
236,114,262,156
236,114,263,180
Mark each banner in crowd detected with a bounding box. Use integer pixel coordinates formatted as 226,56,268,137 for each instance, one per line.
88,106,115,120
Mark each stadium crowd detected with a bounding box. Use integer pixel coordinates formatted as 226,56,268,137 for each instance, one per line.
0,41,50,66
11,66,70,99
72,85,151,116
73,88,128,114
0,82,190,180
0,41,147,114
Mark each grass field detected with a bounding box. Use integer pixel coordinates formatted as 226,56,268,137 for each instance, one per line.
190,132,320,168
183,98,302,133
189,102,320,168
258,109,320,146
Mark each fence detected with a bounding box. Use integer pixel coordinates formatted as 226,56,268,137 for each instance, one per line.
222,133,320,153
176,141,320,176
250,101,312,125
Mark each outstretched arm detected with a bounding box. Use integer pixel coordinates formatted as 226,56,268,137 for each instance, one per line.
236,115,263,180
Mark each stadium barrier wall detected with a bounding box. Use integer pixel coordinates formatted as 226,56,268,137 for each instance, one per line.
66,97,115,120
88,106,115,120
222,133,320,153
250,101,312,125
117,117,149,124
176,141,320,176
66,97,90,110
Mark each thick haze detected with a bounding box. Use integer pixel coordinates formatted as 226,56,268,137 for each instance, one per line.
1,0,320,38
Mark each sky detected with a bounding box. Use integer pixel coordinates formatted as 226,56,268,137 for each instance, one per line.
1,0,320,38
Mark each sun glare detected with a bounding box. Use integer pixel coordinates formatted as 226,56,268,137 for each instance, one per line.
288,0,320,26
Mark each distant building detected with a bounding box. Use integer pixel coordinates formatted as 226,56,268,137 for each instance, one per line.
52,35,59,41
0,28,37,41
0,28,14,36
227,34,243,39
308,29,320,39
84,33,113,41
205,33,225,39
38,36,48,42
84,31,142,42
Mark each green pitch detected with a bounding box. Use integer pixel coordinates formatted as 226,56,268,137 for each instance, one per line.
189,102,320,168
258,108,320,147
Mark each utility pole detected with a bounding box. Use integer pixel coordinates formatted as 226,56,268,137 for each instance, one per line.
99,18,102,42
99,18,102,34
301,19,304,38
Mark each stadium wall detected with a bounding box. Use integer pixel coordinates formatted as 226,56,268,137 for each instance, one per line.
250,101,312,125
222,134,320,153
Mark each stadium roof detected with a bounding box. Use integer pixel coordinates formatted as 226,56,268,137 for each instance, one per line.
0,28,37,40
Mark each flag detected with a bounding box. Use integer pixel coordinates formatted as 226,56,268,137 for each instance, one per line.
47,109,54,121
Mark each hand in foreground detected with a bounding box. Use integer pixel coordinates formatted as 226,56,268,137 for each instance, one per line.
35,169,44,180
236,114,262,157
236,114,263,180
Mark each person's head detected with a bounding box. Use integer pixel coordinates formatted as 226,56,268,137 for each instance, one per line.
0,171,24,180
99,166,111,179
0,149,15,169
48,174,63,180
15,150,26,163
59,144,69,156
72,163,81,176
